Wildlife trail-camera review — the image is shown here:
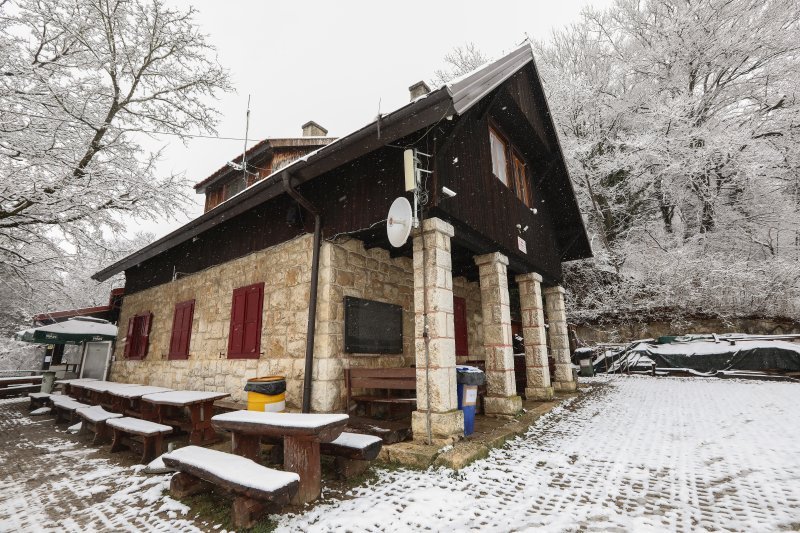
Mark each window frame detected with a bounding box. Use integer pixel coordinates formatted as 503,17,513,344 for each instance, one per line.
168,299,195,360
488,121,534,208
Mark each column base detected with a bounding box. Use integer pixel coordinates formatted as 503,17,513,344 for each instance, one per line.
552,380,578,392
412,410,464,445
484,395,523,417
525,386,554,401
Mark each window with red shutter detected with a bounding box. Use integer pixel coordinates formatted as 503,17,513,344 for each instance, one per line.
454,296,469,357
228,283,264,359
169,300,195,360
125,312,153,360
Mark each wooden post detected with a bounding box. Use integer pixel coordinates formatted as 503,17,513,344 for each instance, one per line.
283,435,322,505
232,496,267,529
232,433,262,462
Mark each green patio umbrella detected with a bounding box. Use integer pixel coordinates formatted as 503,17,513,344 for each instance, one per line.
15,317,117,345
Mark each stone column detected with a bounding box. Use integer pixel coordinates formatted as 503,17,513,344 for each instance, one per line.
516,273,554,400
474,252,522,417
411,218,464,443
543,285,577,392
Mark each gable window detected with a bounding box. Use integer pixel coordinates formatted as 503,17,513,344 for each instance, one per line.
124,312,153,360
168,300,195,360
228,282,264,359
489,124,534,208
489,128,509,186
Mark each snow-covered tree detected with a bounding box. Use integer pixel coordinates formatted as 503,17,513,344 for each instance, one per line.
0,0,231,298
431,42,489,86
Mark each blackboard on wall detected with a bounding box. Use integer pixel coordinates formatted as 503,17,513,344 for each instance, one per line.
344,296,403,354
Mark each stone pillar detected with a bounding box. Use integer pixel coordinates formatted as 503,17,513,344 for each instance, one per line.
474,252,522,417
543,285,577,392
516,273,554,400
411,218,464,443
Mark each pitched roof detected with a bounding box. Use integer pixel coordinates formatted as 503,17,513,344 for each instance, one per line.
93,42,589,282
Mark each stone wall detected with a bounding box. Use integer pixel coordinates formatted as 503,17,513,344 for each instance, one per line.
111,235,315,404
573,316,800,346
453,276,484,364
315,238,415,412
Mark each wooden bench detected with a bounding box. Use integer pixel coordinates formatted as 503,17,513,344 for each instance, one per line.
52,399,90,424
106,417,173,463
321,432,383,478
162,445,299,528
28,392,52,410
75,405,123,444
345,368,416,416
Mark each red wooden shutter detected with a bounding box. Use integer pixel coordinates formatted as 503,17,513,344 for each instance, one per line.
136,312,153,359
124,316,136,358
169,300,194,360
454,296,468,357
228,283,264,359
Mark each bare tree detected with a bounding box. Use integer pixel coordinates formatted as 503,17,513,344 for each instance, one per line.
0,0,232,288
431,42,489,86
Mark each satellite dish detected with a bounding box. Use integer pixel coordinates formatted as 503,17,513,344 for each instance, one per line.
387,197,413,247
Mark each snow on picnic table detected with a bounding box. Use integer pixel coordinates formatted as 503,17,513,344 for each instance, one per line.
212,410,349,430
276,376,800,532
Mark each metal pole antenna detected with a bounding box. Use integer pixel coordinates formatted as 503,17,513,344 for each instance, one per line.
242,94,251,182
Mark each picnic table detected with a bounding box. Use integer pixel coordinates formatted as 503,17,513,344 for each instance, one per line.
55,378,98,399
71,380,139,406
211,411,349,504
141,391,230,446
106,385,173,417
0,375,44,398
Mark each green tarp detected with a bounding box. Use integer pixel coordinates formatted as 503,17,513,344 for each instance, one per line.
15,317,117,345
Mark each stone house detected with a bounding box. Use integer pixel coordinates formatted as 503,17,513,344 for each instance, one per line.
93,43,592,443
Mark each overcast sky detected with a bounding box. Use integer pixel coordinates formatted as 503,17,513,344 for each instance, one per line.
135,0,613,238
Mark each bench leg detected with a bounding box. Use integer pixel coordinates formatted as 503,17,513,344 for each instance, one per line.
140,434,163,464
93,422,109,445
170,472,211,498
335,457,370,479
284,436,322,505
232,433,261,463
232,496,267,529
110,428,126,453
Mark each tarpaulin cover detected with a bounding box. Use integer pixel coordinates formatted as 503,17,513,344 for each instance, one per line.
630,340,800,373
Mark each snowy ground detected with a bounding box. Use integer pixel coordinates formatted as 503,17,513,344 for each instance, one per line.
2,377,799,532
276,376,800,532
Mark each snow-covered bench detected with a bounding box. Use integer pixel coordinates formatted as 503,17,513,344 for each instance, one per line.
107,417,173,463
162,445,299,528
320,432,383,478
28,392,52,410
75,405,123,444
52,399,90,424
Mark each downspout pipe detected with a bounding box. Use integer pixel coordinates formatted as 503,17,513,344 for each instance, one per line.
282,173,322,413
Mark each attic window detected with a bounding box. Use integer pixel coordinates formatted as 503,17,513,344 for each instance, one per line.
224,175,246,200
489,124,533,208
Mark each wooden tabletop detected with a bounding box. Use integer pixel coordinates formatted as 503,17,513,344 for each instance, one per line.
109,385,173,399
211,411,349,441
141,390,230,406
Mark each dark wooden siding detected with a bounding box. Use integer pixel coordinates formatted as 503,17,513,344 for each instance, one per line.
433,71,563,280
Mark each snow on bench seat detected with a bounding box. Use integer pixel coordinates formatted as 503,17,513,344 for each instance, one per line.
106,417,172,436
28,392,51,399
28,392,52,409
212,410,349,430
320,432,383,461
50,395,78,404
76,405,122,423
162,445,300,500
53,400,89,411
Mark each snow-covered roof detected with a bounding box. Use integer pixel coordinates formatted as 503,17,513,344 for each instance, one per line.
93,41,587,282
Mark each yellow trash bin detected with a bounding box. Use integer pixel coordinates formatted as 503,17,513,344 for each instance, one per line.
245,376,286,412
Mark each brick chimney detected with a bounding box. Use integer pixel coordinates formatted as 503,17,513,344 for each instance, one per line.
302,121,328,137
409,81,431,101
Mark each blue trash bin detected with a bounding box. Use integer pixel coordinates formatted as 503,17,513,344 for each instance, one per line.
456,366,485,436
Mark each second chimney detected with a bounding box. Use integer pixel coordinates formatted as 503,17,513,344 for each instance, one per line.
302,121,328,137
409,81,431,101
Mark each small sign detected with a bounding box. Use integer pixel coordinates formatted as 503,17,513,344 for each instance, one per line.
517,236,527,254
462,385,478,406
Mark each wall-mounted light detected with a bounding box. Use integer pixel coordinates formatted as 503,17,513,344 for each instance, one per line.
442,186,457,198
